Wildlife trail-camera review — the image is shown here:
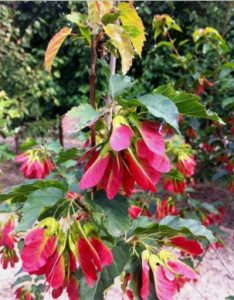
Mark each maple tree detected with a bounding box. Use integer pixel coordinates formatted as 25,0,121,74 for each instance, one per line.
0,1,231,300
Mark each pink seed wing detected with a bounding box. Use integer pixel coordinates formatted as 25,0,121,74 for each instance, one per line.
124,150,156,192
102,155,123,200
77,238,100,287
110,125,134,152
170,236,203,256
79,153,110,189
67,275,80,300
139,121,165,155
151,154,171,173
45,253,65,289
90,238,113,266
154,266,177,300
167,260,197,280
140,259,150,300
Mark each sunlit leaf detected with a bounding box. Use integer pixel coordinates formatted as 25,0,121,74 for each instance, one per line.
104,24,134,75
88,0,113,25
44,27,72,73
118,2,146,56
66,12,91,45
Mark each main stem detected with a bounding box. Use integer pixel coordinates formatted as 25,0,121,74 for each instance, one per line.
105,53,116,127
89,35,97,147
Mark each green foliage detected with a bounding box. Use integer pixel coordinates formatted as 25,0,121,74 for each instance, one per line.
133,215,217,244
0,144,14,161
17,187,65,231
137,93,179,132
160,216,217,243
91,191,130,237
154,84,224,123
108,74,134,99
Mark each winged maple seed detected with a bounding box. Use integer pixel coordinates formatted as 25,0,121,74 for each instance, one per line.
20,217,113,300
15,148,54,179
140,249,198,300
79,118,171,199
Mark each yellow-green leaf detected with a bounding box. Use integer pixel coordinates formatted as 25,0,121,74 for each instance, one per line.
104,24,134,75
118,2,145,56
44,27,72,73
88,0,113,25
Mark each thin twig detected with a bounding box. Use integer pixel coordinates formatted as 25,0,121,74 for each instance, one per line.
195,246,209,269
166,31,180,57
187,282,207,300
211,243,234,280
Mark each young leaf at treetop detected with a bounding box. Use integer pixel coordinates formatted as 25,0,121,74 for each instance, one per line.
118,2,146,57
44,27,72,73
87,0,113,26
104,24,134,75
66,12,91,45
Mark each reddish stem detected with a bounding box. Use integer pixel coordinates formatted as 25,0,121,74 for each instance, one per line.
89,35,97,147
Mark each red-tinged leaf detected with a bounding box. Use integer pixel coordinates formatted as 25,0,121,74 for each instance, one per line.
62,104,102,136
67,275,79,300
138,121,165,155
167,260,197,280
46,252,65,289
44,27,72,73
124,149,156,192
170,236,203,256
79,152,110,189
154,266,177,300
110,124,134,152
140,259,150,300
102,155,123,200
90,238,113,266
